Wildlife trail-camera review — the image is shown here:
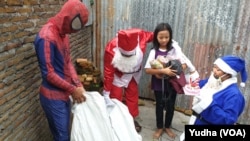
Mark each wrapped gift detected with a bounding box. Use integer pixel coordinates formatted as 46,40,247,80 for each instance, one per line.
183,76,200,96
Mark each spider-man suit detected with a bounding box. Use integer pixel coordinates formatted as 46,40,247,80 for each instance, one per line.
33,0,88,140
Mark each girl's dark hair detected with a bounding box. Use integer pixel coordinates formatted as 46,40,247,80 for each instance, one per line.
152,22,173,50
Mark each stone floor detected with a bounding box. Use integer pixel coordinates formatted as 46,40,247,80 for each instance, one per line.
136,99,190,141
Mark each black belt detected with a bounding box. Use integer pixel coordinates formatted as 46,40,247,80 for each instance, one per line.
192,110,212,124
116,67,141,74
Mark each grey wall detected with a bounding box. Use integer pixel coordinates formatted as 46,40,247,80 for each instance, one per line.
95,0,250,124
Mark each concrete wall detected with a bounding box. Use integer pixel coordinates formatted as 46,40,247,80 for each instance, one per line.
0,0,93,140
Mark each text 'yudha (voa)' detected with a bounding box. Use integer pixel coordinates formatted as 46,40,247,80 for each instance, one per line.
185,125,250,140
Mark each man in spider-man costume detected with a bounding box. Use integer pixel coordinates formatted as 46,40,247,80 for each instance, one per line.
103,28,153,132
33,0,88,140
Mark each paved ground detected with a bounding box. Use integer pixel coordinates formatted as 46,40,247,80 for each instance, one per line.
136,99,190,141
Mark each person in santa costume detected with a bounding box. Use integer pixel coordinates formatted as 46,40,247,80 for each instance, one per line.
103,28,153,132
180,55,248,141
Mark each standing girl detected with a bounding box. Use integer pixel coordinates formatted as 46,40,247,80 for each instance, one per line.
144,22,196,140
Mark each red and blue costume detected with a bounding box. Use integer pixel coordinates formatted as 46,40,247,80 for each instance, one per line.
34,0,88,140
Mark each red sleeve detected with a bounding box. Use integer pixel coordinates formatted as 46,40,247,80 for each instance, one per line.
103,39,116,92
139,30,153,53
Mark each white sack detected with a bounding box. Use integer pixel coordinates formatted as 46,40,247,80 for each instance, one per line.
70,91,142,141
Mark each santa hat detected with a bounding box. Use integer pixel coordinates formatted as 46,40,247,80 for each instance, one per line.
214,55,248,87
117,29,140,56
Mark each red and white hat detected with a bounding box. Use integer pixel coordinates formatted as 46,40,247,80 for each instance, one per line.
117,29,140,56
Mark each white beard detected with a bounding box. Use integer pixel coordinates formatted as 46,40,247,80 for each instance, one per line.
204,72,222,90
198,72,222,98
111,49,140,73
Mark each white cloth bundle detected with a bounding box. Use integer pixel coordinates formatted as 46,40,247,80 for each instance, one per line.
70,91,142,141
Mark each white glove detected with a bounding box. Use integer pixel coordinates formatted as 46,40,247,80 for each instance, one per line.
103,91,115,107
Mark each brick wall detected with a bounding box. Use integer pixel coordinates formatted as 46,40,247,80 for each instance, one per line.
0,0,93,140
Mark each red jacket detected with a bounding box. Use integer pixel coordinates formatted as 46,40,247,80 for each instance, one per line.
103,28,153,94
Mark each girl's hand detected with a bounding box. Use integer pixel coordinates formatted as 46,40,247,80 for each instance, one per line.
162,66,177,76
182,63,187,70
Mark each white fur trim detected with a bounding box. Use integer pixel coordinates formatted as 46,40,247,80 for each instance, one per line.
240,82,245,87
192,96,212,114
214,58,237,76
189,115,197,125
118,47,136,56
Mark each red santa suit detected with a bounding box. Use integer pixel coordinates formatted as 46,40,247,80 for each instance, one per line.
103,28,153,118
